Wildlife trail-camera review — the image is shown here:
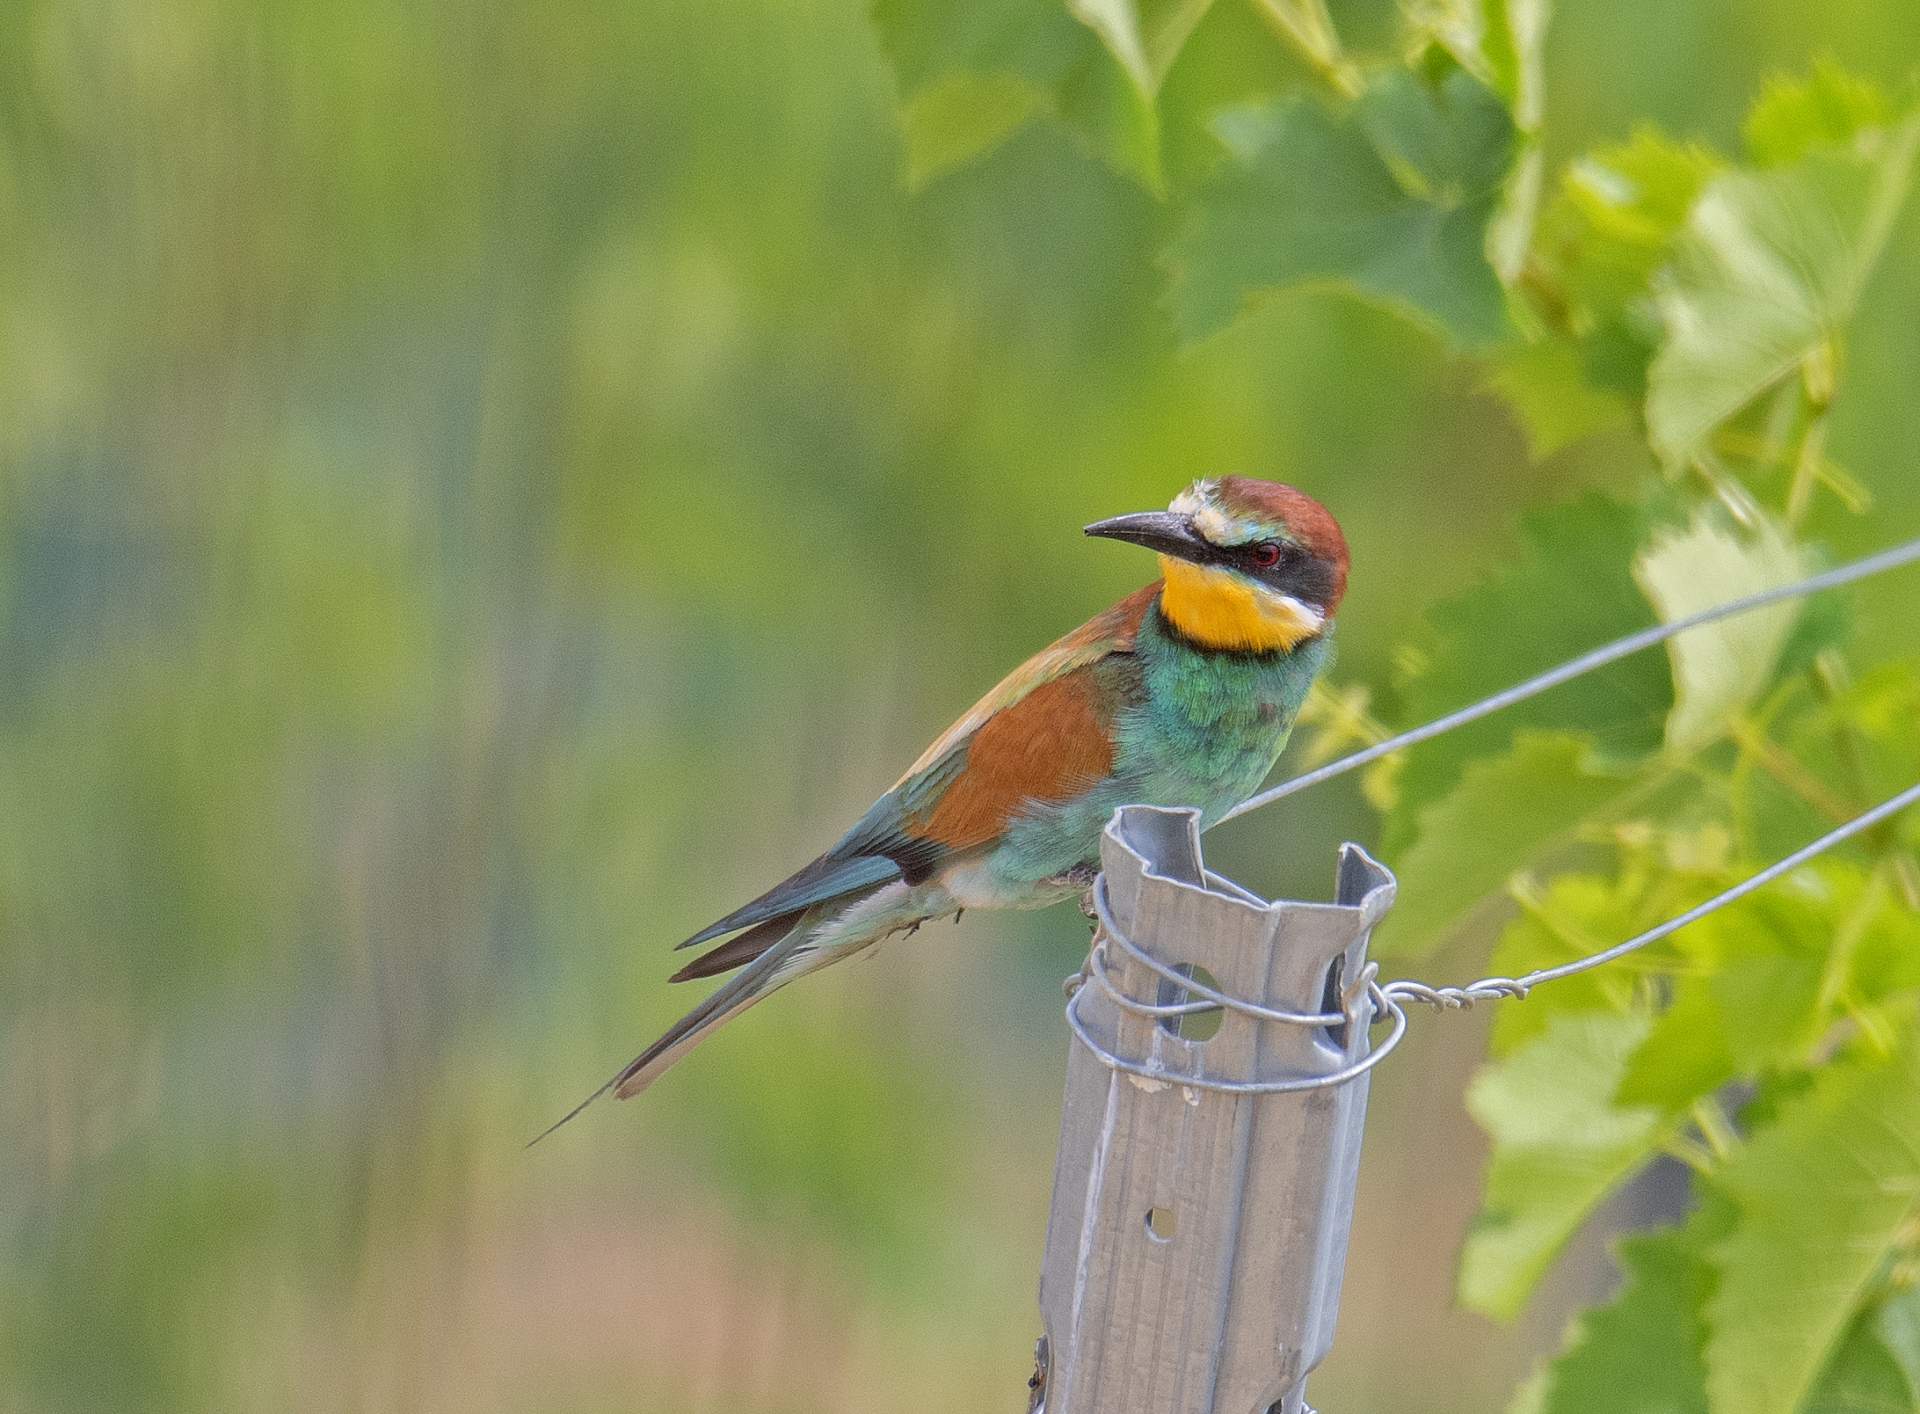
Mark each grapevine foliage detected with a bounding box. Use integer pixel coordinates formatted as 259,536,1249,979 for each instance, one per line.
871,5,1920,1410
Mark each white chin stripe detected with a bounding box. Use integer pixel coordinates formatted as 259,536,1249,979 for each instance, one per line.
1266,590,1324,635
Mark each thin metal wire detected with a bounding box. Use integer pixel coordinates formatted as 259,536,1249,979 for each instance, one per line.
1068,876,1404,1094
1088,876,1346,1027
1217,533,1920,825
1069,778,1920,1090
1064,984,1407,1095
1385,775,1920,1009
1070,530,1920,1089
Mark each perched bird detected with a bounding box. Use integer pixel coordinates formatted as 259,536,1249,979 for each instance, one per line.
545,476,1347,1131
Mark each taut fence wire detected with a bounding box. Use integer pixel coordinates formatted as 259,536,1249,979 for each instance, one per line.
1382,775,1920,1011
1032,533,1920,1414
1209,527,1920,1024
1067,775,1920,1105
1217,531,1920,825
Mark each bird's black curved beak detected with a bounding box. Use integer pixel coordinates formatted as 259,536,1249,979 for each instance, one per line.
1084,510,1211,563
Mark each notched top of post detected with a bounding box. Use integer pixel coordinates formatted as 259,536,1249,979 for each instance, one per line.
1085,804,1397,1094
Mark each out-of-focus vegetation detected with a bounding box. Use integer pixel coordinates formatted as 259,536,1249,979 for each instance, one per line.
910,4,1920,1409
3,1,1919,1412
881,0,1920,1406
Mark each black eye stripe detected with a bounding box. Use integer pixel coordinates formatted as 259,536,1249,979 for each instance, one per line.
1239,539,1301,569
1185,534,1329,609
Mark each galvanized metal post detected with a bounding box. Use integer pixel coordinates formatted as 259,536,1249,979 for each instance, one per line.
1032,804,1398,1414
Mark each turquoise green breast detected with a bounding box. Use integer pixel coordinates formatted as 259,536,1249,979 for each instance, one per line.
1115,606,1328,824
980,603,1329,891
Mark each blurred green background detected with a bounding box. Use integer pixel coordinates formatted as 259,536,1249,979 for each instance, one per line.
4,0,1919,1410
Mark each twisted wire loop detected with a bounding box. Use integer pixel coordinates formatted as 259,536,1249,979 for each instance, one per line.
1063,877,1406,1096
1069,775,1920,1076
1199,534,1920,1027
1382,978,1530,1010
1381,775,1920,1010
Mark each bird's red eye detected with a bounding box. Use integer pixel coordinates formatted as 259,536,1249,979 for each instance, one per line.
1250,542,1282,569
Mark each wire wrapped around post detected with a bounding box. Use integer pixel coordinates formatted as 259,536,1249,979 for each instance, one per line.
1019,535,1920,1411
1032,804,1396,1414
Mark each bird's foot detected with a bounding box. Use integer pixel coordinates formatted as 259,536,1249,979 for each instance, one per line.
1053,862,1099,891
1034,862,1099,921
1027,1335,1049,1413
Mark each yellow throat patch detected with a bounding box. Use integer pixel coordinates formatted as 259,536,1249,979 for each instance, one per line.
1157,556,1323,653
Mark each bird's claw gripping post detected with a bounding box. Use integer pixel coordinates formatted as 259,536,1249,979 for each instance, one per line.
1031,804,1396,1414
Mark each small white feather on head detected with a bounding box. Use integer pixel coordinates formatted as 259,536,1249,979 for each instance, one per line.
1169,478,1280,548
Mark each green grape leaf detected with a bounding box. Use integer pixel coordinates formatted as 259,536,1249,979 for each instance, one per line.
1490,141,1544,288
1633,506,1809,756
1379,733,1642,958
1052,33,1164,188
1485,336,1632,460
900,72,1046,190
1460,1009,1662,1320
1705,1027,1920,1414
1520,128,1721,403
872,0,1064,105
871,0,1164,189
1851,872,1920,1021
1774,582,1854,685
1520,1198,1734,1414
1069,0,1214,93
1645,103,1920,470
1386,494,1671,857
1166,65,1517,347
1615,978,1736,1112
1711,952,1826,1072
1875,1283,1920,1406
1801,1310,1920,1414
1403,0,1549,280
1621,864,1855,1112
1485,870,1665,1056
1402,0,1546,124
1745,63,1899,168
1808,659,1920,795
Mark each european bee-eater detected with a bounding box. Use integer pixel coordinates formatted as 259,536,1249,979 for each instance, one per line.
554,476,1347,1125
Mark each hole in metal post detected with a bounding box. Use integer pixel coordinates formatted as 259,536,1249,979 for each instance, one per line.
1320,957,1348,1050
1156,963,1224,1041
1144,1207,1176,1243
